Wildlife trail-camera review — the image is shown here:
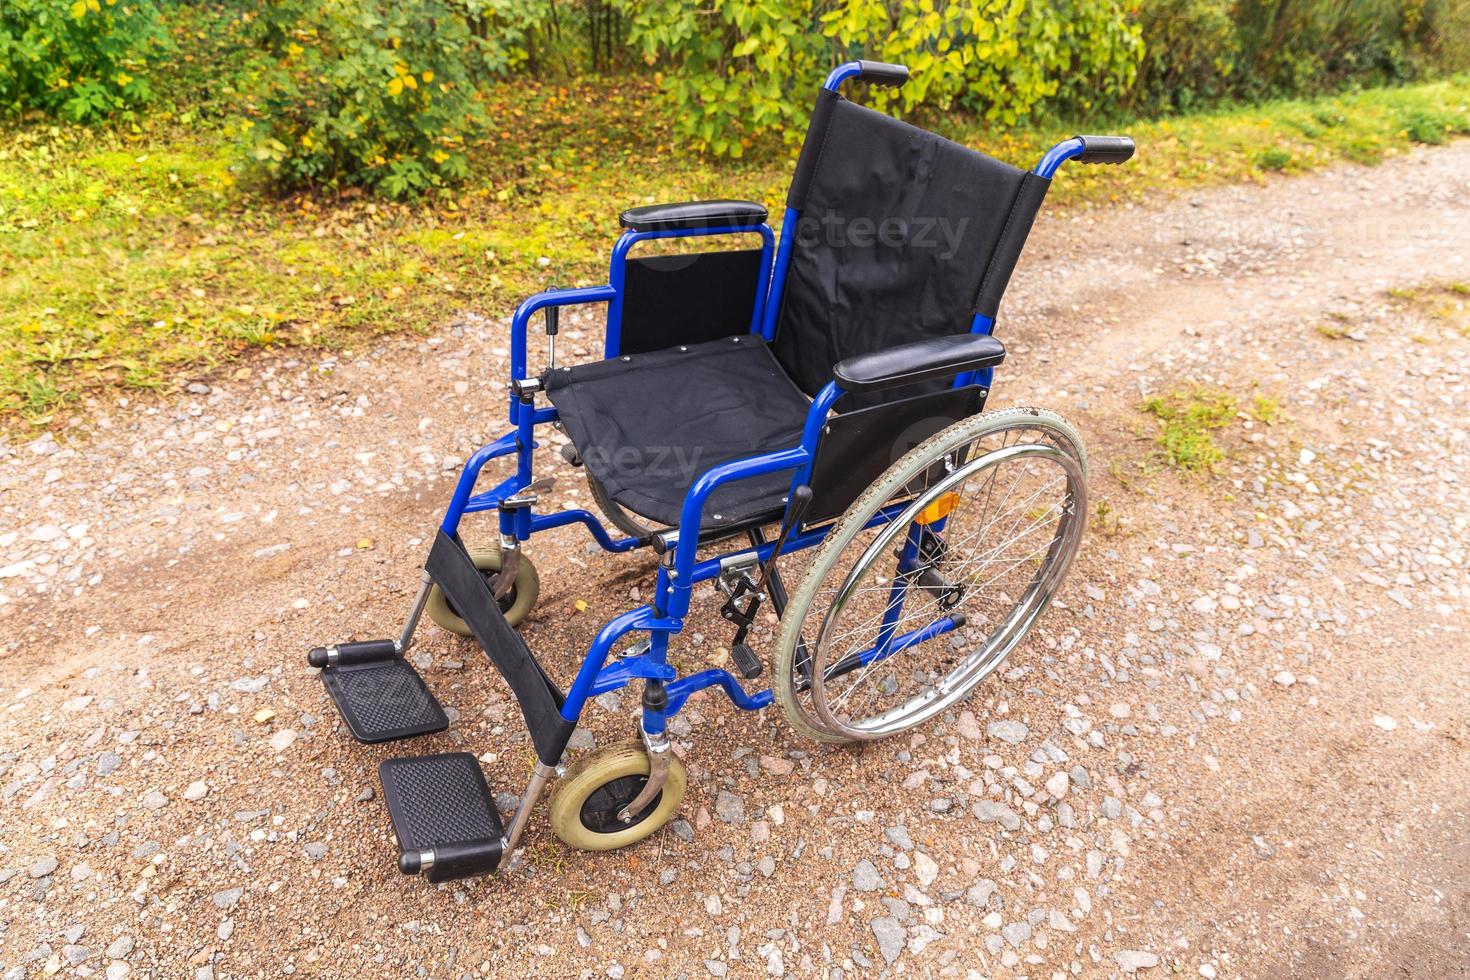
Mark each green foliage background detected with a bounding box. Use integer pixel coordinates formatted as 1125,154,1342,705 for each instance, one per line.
0,0,170,122
2,0,1469,190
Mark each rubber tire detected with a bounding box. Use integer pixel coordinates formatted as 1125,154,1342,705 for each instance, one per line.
588,473,667,539
425,548,540,637
587,472,748,546
548,741,688,852
771,406,1088,744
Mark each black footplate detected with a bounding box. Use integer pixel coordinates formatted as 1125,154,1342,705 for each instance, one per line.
380,753,505,882
313,643,448,744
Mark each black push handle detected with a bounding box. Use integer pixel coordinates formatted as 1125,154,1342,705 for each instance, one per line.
1073,135,1135,165
856,60,909,87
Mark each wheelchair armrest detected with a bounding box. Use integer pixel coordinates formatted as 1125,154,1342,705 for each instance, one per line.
619,200,768,233
832,334,1005,393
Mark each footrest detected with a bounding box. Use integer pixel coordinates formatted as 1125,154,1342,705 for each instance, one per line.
380,753,505,882
320,654,448,744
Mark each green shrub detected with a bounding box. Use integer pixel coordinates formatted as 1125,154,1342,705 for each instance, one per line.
1399,107,1470,143
1129,0,1470,115
619,0,1142,156
1256,146,1293,170
0,0,170,122
240,0,488,198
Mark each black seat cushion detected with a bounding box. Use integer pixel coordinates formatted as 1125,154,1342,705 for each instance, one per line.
544,334,809,530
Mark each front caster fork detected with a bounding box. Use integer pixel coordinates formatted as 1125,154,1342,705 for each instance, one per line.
618,680,672,824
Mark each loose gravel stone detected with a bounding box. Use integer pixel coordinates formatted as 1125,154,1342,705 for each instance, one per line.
1116,949,1161,972
870,917,905,964
714,791,745,823
852,859,884,892
987,720,1029,744
211,888,243,910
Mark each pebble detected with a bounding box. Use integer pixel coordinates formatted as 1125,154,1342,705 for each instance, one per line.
913,851,939,886
987,720,1029,744
1045,771,1070,799
1001,921,1032,948
142,790,168,810
852,859,885,892
870,917,905,964
1273,670,1296,687
965,879,997,907
183,780,209,801
1116,949,1161,972
269,729,298,752
211,887,243,909
884,825,914,851
714,790,745,823
105,937,133,960
973,800,1022,831
95,752,123,776
30,856,58,878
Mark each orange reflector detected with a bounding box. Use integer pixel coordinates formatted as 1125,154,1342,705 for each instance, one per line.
915,491,960,525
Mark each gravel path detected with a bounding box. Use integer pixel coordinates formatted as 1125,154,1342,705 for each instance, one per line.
2,143,1468,980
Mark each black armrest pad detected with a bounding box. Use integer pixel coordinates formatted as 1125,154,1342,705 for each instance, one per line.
833,334,1005,393
619,200,768,233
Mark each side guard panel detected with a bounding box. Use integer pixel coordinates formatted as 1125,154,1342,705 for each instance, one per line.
805,385,987,525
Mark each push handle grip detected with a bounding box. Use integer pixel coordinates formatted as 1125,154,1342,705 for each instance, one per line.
856,60,909,87
1073,135,1135,165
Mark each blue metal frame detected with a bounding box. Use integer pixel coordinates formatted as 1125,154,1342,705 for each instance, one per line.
438,64,1095,741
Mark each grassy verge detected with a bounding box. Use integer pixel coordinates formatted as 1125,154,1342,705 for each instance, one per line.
2,67,1468,431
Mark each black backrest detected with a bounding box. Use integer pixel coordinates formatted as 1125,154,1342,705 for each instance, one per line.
618,248,765,355
775,91,1050,407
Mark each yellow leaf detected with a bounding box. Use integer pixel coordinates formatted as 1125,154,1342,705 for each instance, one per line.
386,77,404,96
403,75,418,90
253,708,276,724
70,0,86,18
574,599,588,612
421,70,434,83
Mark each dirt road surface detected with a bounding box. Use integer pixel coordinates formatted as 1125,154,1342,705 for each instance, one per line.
2,142,1468,980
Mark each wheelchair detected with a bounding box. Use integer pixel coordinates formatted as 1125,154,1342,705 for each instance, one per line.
307,60,1134,883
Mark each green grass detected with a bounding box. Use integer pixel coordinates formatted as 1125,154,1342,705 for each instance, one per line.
1139,388,1240,474
1385,281,1470,338
1248,393,1283,425
3,59,1469,429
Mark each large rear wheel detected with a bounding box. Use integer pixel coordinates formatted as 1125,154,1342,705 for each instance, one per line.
772,407,1087,743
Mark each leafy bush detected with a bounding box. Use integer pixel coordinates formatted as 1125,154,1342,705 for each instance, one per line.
0,0,170,122
1128,0,1470,114
1399,106,1470,143
620,0,1142,156
1255,147,1293,170
240,0,488,198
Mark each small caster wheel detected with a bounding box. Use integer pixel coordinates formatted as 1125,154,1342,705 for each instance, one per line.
426,548,539,636
549,741,686,852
